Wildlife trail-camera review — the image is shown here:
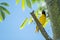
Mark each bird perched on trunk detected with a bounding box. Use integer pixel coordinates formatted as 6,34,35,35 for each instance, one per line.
35,10,46,32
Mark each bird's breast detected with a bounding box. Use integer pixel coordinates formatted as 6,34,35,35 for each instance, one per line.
39,14,46,25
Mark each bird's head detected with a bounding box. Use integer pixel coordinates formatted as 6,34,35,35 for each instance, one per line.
42,10,46,16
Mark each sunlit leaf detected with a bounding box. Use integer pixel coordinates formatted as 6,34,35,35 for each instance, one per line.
22,0,25,10
20,18,28,30
26,0,32,8
0,6,10,15
43,18,50,27
35,10,42,18
35,11,39,18
0,2,9,6
0,16,3,22
28,17,33,24
32,0,36,4
16,0,20,5
1,10,5,20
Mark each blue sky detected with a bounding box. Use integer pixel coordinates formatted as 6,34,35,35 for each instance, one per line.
0,0,53,40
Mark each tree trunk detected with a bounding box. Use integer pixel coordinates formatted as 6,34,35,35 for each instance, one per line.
45,0,60,40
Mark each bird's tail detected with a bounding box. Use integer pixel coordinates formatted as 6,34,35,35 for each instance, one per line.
35,26,39,32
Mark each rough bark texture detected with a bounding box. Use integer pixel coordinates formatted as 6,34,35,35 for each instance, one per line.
45,0,60,40
30,11,52,40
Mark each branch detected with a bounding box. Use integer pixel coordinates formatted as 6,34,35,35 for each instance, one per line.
30,10,52,40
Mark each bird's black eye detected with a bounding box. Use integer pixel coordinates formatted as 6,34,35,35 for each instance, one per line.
42,10,46,16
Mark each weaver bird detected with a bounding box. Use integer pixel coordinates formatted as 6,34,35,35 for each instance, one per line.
35,10,46,32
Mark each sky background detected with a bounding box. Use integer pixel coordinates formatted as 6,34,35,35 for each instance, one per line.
0,0,53,40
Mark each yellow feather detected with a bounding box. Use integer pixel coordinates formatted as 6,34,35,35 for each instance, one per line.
43,18,50,27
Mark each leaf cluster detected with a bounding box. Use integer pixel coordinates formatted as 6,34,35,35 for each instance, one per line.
0,2,10,22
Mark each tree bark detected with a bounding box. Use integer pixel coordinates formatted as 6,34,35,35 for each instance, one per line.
30,11,52,40
45,0,60,40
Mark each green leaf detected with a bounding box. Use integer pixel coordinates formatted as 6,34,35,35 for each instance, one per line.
0,2,9,6
16,0,20,5
22,0,25,10
37,0,40,2
1,10,5,20
0,16,3,22
28,17,33,24
38,7,43,11
20,18,28,30
0,6,10,15
26,0,32,8
32,0,36,4
37,0,44,3
35,11,39,18
40,0,45,2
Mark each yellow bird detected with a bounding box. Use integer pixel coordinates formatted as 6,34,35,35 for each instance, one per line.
35,10,46,32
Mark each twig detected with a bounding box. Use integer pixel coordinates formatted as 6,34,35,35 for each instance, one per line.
30,10,52,40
